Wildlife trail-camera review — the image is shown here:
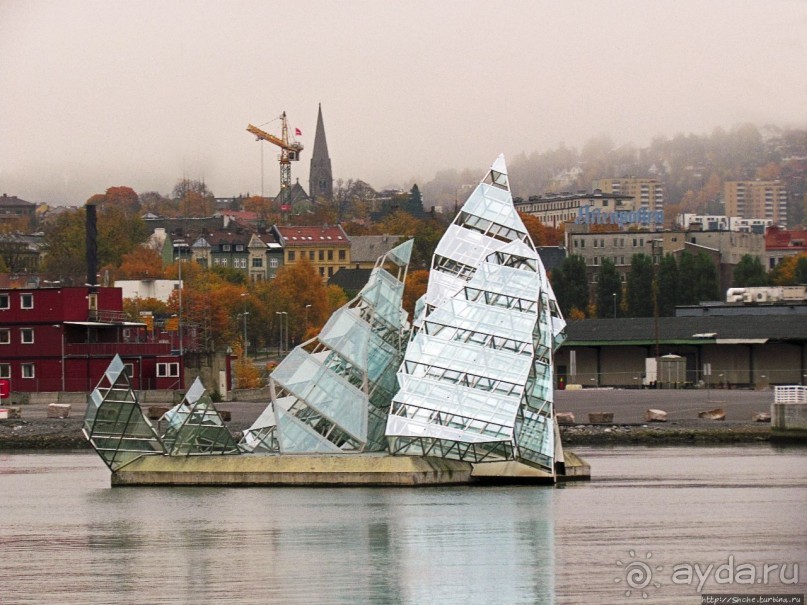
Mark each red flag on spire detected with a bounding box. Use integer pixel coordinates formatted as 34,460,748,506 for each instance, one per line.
294,128,302,136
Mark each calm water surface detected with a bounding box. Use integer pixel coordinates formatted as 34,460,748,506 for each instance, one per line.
0,446,805,605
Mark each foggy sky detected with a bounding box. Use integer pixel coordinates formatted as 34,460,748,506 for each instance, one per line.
2,0,806,206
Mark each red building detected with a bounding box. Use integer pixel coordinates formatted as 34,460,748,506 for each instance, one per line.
0,285,186,393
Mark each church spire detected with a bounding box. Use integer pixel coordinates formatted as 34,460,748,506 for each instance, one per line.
309,103,333,203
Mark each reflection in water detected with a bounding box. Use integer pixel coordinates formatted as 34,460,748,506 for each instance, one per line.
0,446,805,604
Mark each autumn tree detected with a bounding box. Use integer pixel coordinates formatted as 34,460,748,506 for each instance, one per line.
403,269,430,319
118,246,165,279
625,253,654,317
595,259,622,319
102,186,140,215
231,340,264,389
519,212,564,247
733,254,768,287
770,252,807,285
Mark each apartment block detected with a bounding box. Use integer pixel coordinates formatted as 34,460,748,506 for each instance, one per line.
724,180,788,225
592,177,664,211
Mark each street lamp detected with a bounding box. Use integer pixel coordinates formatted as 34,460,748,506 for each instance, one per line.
304,304,312,335
53,324,64,392
275,311,288,355
240,293,249,357
612,292,617,318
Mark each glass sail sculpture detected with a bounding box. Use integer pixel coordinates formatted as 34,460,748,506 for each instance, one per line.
82,354,165,471
385,155,567,473
241,240,413,454
160,377,240,455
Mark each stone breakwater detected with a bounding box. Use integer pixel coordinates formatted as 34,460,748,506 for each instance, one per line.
0,418,776,450
559,422,772,445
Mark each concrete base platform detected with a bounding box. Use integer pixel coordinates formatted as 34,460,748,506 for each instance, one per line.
111,451,591,487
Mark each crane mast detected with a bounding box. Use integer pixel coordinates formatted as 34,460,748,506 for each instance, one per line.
246,111,303,216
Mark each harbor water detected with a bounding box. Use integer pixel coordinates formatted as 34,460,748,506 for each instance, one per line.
0,445,805,604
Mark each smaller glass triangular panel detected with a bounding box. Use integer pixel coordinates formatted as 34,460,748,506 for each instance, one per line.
82,355,165,471
385,239,413,267
162,377,240,456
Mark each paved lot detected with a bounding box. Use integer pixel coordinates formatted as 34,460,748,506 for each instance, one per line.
10,387,775,427
555,387,773,424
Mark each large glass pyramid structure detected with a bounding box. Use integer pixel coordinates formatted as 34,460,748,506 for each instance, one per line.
82,355,165,471
385,155,567,472
160,377,241,455
241,240,413,453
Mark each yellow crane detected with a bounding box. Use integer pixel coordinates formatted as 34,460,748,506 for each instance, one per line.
247,111,304,212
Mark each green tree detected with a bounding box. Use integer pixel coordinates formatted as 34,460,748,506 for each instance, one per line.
625,254,654,317
551,255,589,317
595,259,622,319
677,252,698,305
796,256,807,284
733,254,768,287
657,254,679,316
694,253,720,302
42,205,148,284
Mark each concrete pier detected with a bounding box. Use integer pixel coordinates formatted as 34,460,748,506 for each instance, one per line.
111,452,591,487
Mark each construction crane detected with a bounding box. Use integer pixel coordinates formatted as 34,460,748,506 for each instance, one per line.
247,112,303,214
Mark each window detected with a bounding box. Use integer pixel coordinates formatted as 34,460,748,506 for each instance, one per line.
22,363,35,379
309,250,315,261
222,244,231,252
21,328,34,344
319,267,325,277
0,329,9,344
593,240,599,248
0,364,9,378
328,267,333,277
157,362,179,378
318,250,324,261
235,244,244,252
338,250,346,261
0,294,8,309
252,257,263,268
123,363,134,378
327,250,333,261
21,293,33,309
270,258,279,268
288,251,296,262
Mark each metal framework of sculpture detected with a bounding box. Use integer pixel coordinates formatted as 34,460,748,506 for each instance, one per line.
82,355,165,471
385,155,567,473
241,240,413,453
160,377,240,455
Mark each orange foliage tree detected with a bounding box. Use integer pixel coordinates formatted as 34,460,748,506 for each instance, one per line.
118,246,165,279
231,340,264,389
519,212,564,246
403,269,429,319
770,252,807,286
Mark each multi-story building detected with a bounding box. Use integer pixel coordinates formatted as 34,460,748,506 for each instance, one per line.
0,286,185,393
271,224,350,280
190,230,251,271
592,177,665,211
348,235,405,270
514,190,634,228
676,213,772,234
724,180,788,225
567,228,765,296
247,231,284,282
765,226,807,269
0,194,36,224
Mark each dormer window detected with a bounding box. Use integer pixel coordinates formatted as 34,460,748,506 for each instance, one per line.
222,244,231,252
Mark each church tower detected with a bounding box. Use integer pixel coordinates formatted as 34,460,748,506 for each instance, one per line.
309,103,333,203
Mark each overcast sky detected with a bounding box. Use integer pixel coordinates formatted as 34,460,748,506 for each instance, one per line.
2,0,806,205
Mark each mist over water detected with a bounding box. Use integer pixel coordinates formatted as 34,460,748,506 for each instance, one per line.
0,446,804,604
